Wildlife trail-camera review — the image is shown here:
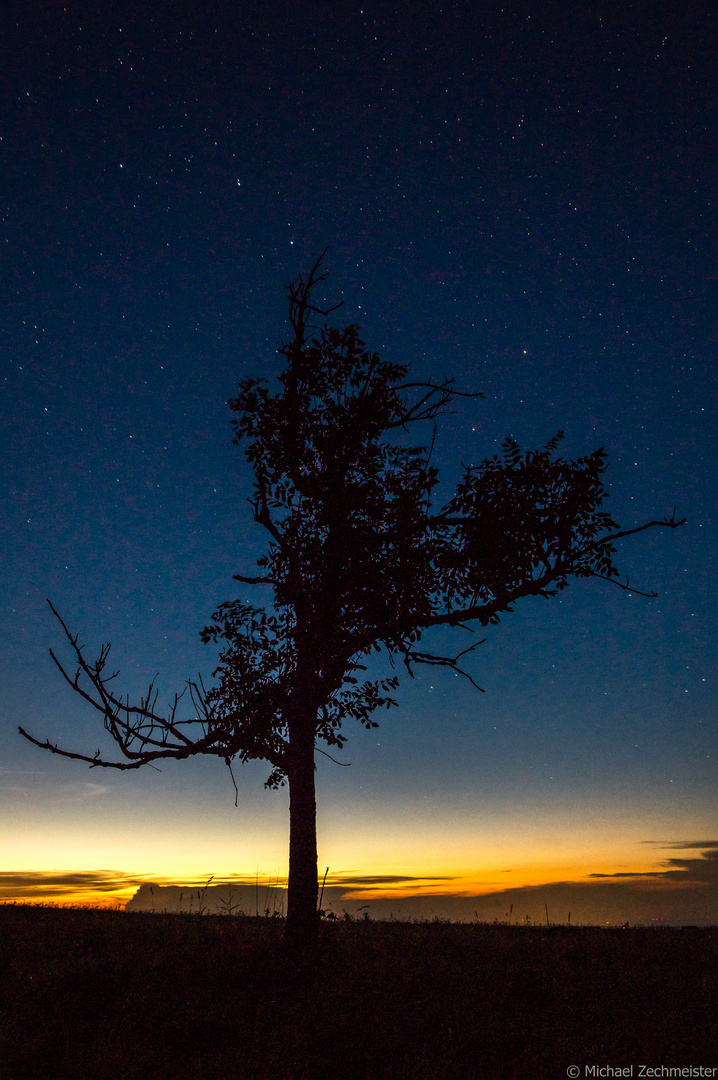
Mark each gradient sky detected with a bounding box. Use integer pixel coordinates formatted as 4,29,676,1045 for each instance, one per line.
1,0,715,922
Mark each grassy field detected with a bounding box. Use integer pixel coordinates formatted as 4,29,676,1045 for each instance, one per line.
1,904,716,1079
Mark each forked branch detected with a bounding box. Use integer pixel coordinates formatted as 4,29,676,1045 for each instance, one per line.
402,638,488,692
18,601,224,769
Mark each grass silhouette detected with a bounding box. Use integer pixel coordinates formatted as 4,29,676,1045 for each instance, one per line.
0,904,716,1078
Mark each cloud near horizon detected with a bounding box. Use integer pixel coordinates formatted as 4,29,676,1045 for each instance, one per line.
4,844,718,923
640,841,718,849
589,846,718,886
0,870,148,899
327,874,459,886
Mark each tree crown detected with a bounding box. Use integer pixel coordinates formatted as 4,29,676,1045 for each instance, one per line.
20,253,685,789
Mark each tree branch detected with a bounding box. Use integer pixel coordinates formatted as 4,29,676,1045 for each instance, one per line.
402,638,487,692
18,600,290,774
17,727,177,769
398,379,483,400
387,378,482,429
591,575,657,598
250,477,283,543
285,248,344,340
596,512,687,545
315,747,351,767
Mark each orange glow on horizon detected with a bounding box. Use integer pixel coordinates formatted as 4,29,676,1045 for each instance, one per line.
0,848,685,911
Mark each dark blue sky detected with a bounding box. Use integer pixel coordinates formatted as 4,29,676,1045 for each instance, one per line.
1,0,715,920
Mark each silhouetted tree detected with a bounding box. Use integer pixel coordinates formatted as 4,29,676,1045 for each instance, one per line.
20,252,685,947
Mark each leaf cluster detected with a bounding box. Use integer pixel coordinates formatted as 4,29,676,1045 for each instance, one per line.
434,434,621,618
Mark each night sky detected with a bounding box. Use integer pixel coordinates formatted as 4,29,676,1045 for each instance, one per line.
1,0,715,923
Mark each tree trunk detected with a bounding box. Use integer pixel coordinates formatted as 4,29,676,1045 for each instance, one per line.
285,721,319,950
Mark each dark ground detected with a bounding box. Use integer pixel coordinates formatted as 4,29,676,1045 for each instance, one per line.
0,904,716,1079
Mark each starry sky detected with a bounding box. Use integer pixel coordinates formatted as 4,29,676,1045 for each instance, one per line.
1,0,715,923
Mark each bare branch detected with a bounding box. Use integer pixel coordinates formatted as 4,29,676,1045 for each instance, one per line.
402,638,488,692
17,600,291,774
596,514,687,546
315,747,351,767
388,378,479,428
18,727,173,769
225,757,240,807
591,575,658,598
284,248,344,339
398,379,484,400
45,599,199,750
